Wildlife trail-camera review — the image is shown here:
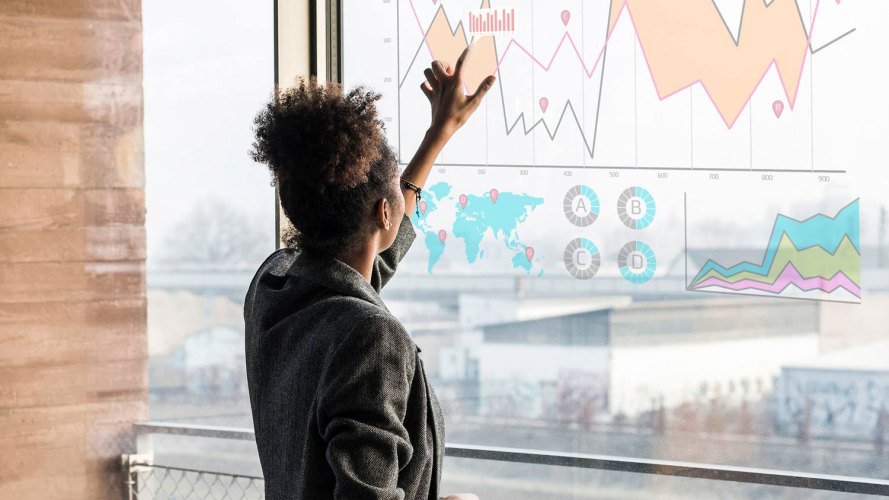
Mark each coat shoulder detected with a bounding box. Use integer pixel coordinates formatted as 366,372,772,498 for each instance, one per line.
332,300,418,354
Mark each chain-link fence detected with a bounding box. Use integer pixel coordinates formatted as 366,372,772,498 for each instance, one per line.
125,463,264,500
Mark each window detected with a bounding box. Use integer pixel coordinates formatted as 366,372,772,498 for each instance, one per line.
340,0,889,494
144,0,274,429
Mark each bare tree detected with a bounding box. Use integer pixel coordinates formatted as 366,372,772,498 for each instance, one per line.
160,196,272,268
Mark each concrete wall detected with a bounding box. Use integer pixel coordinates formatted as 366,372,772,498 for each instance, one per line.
0,1,146,498
820,292,889,352
609,333,819,416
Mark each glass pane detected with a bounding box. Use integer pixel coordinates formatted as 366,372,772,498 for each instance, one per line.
151,434,262,478
341,0,889,483
144,0,274,427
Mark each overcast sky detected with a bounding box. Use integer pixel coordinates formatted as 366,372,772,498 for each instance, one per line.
143,0,276,267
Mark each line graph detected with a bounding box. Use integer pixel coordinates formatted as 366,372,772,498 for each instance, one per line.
686,198,861,303
391,0,855,171
399,0,615,163
399,0,853,90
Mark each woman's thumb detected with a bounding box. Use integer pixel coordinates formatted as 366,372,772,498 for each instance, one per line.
470,75,497,101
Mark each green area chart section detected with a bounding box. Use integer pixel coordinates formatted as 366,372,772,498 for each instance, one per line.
692,234,860,285
689,199,861,298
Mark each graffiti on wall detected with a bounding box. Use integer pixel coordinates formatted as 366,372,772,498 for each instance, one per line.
779,368,889,441
481,369,608,424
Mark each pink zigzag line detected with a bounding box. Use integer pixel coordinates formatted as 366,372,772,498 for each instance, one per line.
409,0,437,60
407,0,825,129
691,262,861,298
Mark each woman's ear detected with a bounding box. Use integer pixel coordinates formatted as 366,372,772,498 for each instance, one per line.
376,198,391,230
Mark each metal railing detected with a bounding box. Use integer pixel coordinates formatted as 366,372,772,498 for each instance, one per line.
124,421,889,498
123,459,263,500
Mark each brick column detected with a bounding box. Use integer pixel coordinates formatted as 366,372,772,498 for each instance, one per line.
0,1,146,498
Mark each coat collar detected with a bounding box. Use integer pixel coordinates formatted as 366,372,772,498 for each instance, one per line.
287,250,389,312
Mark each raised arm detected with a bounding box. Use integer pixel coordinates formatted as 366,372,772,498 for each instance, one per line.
372,213,416,291
371,45,495,290
400,44,497,217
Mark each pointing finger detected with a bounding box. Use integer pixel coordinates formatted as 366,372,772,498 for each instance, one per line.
454,46,471,82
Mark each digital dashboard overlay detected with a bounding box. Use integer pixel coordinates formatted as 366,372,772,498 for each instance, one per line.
342,0,888,303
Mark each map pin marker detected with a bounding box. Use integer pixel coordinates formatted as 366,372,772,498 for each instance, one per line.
459,194,468,209
539,97,549,113
525,246,535,261
489,188,499,204
419,200,427,215
438,229,447,244
772,100,784,118
561,10,571,26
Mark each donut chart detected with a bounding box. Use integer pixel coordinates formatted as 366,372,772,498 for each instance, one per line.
563,185,600,227
617,240,657,284
563,238,601,280
617,186,656,230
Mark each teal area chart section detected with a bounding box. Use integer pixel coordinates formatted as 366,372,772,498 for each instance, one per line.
689,199,860,283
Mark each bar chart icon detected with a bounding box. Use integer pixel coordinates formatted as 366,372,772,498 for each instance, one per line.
468,8,516,35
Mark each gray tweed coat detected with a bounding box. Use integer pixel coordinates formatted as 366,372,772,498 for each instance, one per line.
244,215,444,499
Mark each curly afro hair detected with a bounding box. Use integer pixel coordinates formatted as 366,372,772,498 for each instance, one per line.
250,77,400,256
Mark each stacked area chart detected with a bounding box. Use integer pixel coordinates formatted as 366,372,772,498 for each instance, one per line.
688,199,861,303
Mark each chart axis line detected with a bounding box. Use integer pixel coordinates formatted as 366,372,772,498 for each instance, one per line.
400,162,846,174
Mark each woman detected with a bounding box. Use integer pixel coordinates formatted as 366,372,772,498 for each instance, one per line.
245,47,495,500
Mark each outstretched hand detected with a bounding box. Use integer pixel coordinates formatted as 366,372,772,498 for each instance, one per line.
399,45,495,218
421,45,497,140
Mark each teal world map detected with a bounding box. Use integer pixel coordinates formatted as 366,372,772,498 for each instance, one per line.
410,182,544,274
